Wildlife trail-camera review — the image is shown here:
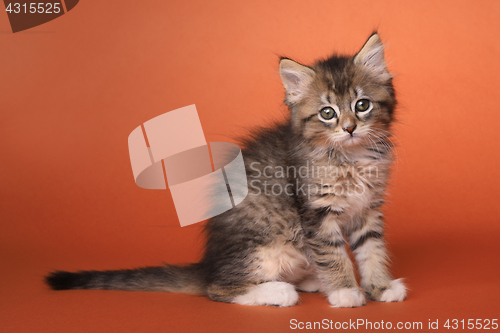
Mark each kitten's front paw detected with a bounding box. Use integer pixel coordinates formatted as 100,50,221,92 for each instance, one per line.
327,288,366,308
379,279,407,302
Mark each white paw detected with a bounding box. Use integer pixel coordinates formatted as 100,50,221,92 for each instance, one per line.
233,282,299,307
380,279,407,302
328,288,366,308
296,276,322,293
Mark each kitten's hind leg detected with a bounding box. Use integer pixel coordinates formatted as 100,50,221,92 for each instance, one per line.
208,282,299,307
233,282,299,307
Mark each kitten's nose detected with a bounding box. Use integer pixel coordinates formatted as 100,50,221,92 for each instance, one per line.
343,124,357,135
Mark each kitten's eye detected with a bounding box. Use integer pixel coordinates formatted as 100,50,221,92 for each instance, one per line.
319,107,337,120
355,99,371,112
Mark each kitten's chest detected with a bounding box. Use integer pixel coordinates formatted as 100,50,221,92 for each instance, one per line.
302,151,390,216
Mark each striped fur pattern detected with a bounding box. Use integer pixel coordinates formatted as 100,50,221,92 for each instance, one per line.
46,33,406,307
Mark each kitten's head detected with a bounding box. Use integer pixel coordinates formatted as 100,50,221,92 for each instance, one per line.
279,33,395,149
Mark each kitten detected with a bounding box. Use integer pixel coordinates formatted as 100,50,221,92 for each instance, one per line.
46,33,407,307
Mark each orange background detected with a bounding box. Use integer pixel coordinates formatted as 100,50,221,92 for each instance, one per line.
1,0,499,332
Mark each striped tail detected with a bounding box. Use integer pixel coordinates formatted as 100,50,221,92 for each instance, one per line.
45,264,205,294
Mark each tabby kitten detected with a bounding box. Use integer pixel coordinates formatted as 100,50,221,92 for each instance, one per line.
46,33,407,307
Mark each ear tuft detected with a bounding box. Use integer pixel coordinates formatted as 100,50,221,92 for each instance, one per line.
279,59,315,105
354,33,390,79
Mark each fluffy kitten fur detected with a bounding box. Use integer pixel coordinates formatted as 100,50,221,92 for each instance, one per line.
46,33,406,307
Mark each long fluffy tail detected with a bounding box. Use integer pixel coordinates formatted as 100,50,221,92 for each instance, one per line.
45,264,205,294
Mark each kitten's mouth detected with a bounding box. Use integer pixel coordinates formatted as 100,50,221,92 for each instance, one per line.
322,133,365,149
340,134,363,146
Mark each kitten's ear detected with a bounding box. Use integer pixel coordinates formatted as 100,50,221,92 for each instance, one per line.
354,33,390,78
279,58,315,104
